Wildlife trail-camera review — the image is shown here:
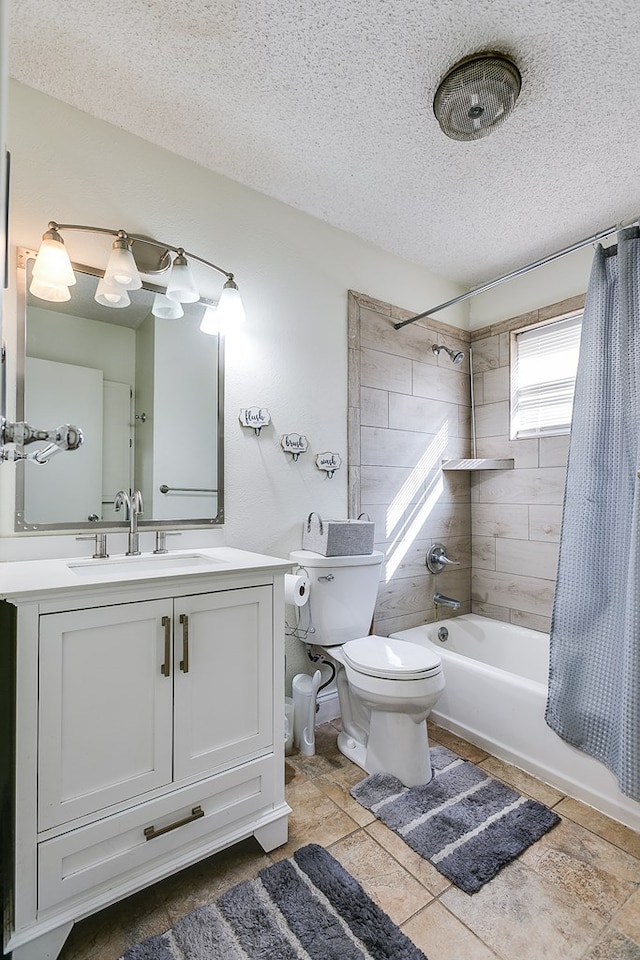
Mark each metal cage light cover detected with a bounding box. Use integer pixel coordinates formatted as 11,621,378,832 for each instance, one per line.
433,53,521,142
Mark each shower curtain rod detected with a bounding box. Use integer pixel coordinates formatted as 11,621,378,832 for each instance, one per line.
393,218,638,330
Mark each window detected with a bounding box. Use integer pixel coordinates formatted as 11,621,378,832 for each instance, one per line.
510,311,582,439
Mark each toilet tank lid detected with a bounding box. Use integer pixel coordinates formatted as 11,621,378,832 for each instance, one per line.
289,549,383,568
343,635,442,679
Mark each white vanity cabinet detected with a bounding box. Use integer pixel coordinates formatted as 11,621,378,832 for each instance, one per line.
1,549,291,960
38,586,273,830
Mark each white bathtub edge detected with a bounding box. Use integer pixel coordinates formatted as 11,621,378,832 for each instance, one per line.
432,709,640,834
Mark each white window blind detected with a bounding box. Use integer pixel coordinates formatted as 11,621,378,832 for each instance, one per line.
511,312,582,439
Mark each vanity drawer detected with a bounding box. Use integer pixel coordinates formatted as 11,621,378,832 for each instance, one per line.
38,755,275,912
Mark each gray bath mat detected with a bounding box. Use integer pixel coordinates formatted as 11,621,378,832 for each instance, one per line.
350,745,560,894
120,843,428,959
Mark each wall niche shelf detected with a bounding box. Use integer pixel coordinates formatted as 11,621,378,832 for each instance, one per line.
442,458,515,471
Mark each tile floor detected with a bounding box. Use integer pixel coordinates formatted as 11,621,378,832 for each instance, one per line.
58,721,640,960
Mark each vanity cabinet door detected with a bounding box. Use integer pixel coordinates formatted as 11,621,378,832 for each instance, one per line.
38,599,174,830
173,586,274,782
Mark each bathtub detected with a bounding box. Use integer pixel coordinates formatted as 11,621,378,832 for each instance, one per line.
391,614,640,832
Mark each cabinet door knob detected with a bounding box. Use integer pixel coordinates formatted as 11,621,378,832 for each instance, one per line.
161,616,171,677
179,614,189,673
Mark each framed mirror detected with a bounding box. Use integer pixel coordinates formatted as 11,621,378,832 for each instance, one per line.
15,248,224,531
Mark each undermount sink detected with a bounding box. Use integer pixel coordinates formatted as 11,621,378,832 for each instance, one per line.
68,553,225,577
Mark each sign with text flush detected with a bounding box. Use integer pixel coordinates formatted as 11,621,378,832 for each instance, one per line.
239,407,271,436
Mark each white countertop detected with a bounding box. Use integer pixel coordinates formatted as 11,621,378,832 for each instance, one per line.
0,546,291,603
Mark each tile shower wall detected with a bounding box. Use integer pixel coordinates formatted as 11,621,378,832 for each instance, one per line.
348,292,472,636
469,294,584,632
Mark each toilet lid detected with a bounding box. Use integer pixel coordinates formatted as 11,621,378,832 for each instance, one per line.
342,635,442,680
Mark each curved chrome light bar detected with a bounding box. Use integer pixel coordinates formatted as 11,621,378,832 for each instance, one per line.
29,221,245,333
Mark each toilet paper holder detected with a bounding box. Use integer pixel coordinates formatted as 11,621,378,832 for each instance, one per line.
284,573,310,606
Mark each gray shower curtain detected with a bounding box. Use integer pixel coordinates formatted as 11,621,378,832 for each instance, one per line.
546,227,640,802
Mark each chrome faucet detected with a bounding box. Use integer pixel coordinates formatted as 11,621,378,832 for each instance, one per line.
433,593,461,610
114,489,144,556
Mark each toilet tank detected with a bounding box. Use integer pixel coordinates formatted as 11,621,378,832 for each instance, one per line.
289,549,383,647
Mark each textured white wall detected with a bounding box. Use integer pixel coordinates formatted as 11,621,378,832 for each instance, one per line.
1,81,466,560
1,82,467,682
469,245,593,329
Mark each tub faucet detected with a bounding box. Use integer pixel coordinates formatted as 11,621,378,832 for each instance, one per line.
114,489,144,556
433,592,461,610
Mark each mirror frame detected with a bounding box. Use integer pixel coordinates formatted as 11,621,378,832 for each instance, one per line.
15,247,225,532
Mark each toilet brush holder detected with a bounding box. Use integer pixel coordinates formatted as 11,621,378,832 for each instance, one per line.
284,696,295,756
292,670,322,756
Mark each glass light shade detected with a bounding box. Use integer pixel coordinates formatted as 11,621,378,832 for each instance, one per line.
152,292,184,319
94,276,131,308
32,235,76,287
29,276,71,302
104,242,142,290
199,305,219,335
165,256,199,303
216,283,246,328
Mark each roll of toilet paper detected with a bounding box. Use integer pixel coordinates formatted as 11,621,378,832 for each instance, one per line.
284,573,310,606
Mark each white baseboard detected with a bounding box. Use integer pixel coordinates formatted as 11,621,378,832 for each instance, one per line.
315,689,340,724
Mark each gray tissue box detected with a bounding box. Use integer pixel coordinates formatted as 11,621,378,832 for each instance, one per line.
302,513,375,556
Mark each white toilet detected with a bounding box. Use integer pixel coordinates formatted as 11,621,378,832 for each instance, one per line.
290,549,445,786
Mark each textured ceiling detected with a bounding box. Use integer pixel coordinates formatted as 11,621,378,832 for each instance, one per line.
8,0,640,287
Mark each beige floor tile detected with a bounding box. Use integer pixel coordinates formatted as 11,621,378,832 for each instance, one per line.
441,858,605,960
59,889,171,960
519,816,640,922
554,797,640,859
364,818,451,896
51,721,640,960
478,754,565,807
315,770,376,827
329,829,433,926
581,929,640,959
61,837,272,958
159,838,271,924
286,722,357,781
285,758,297,784
612,889,640,943
402,901,499,960
270,774,359,860
427,723,489,763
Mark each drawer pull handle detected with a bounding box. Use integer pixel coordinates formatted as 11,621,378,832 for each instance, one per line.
179,613,189,673
161,615,171,677
144,804,204,841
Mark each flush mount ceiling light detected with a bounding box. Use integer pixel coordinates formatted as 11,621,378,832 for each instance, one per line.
433,52,521,142
29,222,246,334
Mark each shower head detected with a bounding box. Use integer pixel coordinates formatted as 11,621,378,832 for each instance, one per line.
432,344,465,365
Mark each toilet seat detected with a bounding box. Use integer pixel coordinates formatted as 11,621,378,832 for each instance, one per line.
342,635,441,680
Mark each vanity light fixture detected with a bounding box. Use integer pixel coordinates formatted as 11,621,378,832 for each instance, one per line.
31,224,77,288
165,249,199,303
198,277,246,335
94,275,131,308
199,305,219,335
152,292,184,320
103,234,143,290
217,276,245,325
29,221,246,332
28,275,72,303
